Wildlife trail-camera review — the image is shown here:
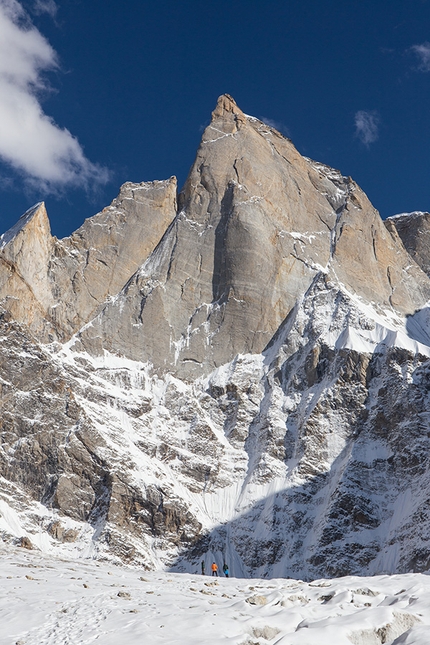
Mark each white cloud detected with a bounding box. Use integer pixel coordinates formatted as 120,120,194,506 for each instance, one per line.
0,0,109,191
32,0,57,17
354,110,380,147
260,116,290,137
411,42,430,71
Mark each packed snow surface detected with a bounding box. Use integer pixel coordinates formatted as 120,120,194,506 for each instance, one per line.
1,545,430,645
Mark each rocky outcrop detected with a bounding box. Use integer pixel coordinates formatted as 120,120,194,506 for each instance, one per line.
386,211,430,278
0,178,177,341
0,203,55,340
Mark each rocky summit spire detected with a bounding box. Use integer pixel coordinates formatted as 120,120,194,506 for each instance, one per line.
76,96,430,378
211,93,247,125
1,97,429,367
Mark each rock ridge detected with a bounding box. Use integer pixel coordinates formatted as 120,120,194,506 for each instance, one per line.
0,177,178,341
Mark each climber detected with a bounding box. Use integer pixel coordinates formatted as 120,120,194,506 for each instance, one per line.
201,561,205,575
211,561,218,576
222,563,229,577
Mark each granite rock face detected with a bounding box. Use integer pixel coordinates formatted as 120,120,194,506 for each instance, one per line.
0,178,177,341
0,203,55,340
386,211,430,278
2,96,430,578
77,95,430,378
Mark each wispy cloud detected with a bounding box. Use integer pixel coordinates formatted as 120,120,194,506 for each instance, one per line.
410,42,430,71
354,110,380,147
0,0,109,192
260,116,290,137
32,0,57,18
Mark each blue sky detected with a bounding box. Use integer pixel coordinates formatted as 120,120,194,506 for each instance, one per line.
1,0,430,237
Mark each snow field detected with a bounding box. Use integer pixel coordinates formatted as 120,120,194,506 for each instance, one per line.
1,546,430,645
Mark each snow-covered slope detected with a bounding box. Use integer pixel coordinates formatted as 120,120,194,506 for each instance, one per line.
2,545,430,645
2,271,430,580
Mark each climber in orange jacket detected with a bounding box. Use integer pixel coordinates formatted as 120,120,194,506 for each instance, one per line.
211,562,218,577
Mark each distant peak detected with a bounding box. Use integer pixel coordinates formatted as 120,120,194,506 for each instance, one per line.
211,94,246,123
0,201,49,249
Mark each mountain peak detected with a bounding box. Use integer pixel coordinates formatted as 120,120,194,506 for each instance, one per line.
4,98,430,582
211,93,246,123
0,202,49,250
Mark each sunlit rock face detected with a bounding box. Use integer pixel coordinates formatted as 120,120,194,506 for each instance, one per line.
386,211,430,278
0,203,55,340
76,95,430,379
2,96,430,579
0,178,177,341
